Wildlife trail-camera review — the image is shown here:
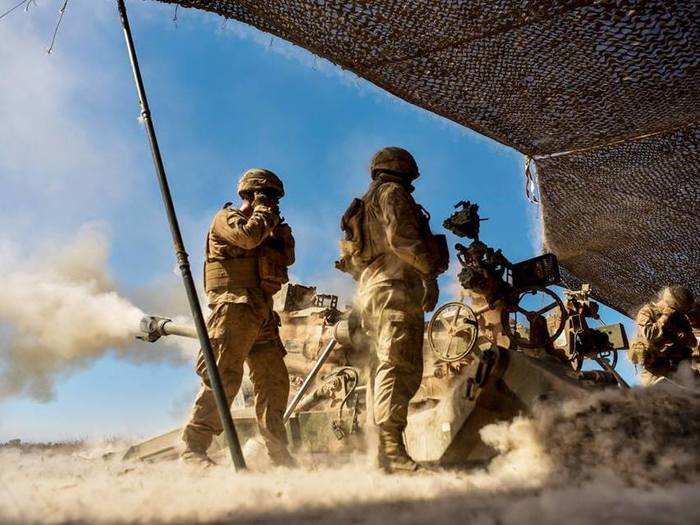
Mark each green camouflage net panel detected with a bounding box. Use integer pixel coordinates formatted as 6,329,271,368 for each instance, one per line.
153,0,699,316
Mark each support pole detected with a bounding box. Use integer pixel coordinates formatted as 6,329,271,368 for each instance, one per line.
116,0,246,471
283,339,338,423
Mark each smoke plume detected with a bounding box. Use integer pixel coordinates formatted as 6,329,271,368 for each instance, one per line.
0,225,189,402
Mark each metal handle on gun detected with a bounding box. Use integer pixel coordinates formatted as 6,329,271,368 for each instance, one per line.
592,355,630,390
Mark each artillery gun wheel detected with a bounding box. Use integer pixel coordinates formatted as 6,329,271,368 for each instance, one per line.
427,301,479,362
501,286,566,349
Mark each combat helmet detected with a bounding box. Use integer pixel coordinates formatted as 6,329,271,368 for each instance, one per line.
370,147,419,180
237,168,285,198
660,285,694,312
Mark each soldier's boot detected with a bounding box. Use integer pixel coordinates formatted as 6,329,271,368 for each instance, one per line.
267,446,299,468
180,448,217,469
180,430,216,469
377,426,422,474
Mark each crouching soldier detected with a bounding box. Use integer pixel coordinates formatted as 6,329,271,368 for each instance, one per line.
628,286,698,385
181,168,296,468
336,147,449,473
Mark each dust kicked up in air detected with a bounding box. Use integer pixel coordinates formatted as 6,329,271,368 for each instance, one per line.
1,384,698,524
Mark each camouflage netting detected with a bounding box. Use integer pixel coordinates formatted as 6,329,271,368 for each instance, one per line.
538,124,699,314
152,0,699,316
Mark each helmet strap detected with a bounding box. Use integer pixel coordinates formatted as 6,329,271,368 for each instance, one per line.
374,170,416,192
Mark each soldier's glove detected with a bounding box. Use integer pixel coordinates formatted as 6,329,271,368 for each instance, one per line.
253,191,281,215
422,278,439,313
253,191,281,229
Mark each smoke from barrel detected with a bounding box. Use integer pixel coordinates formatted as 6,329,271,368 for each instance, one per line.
0,225,188,401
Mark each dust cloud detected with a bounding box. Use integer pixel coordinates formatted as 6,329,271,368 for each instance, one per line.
0,225,192,402
1,384,697,524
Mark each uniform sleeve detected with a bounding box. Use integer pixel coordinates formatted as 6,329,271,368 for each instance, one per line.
378,183,433,277
271,223,295,266
636,305,667,345
281,229,295,266
211,207,279,250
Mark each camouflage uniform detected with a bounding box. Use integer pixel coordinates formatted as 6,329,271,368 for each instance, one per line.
182,169,295,466
339,148,447,472
629,302,697,385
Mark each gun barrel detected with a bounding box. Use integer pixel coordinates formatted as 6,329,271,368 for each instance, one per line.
138,315,197,342
162,321,197,339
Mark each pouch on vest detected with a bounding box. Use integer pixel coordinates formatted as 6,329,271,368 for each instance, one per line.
204,258,260,293
428,233,450,275
258,245,289,293
416,204,450,276
335,197,366,279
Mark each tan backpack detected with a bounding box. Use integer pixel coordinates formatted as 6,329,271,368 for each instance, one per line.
335,197,367,280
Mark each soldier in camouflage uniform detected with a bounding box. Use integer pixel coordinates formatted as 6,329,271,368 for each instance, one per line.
181,168,296,468
337,147,448,473
628,286,698,385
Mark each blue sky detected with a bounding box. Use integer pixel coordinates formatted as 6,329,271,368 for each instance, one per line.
0,0,637,441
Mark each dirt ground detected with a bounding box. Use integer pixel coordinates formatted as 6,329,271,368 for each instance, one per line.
2,385,698,524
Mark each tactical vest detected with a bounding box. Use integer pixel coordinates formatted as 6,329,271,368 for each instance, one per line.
415,202,450,276
203,207,289,295
336,180,449,279
204,257,260,292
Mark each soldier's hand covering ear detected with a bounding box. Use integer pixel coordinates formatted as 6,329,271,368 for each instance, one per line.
421,278,439,313
253,190,279,208
253,191,281,218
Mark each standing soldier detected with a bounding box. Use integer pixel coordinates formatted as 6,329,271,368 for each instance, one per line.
181,168,296,468
336,147,448,473
628,286,698,385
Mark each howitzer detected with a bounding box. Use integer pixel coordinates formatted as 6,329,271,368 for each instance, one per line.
131,292,370,461
129,280,625,467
